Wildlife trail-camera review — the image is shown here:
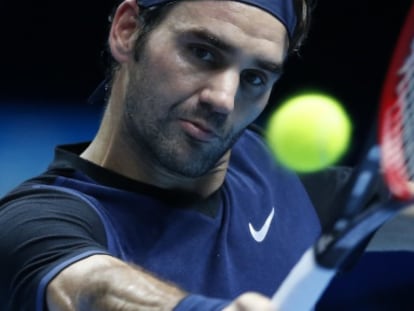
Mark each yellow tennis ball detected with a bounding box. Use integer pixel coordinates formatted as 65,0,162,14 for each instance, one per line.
265,93,352,173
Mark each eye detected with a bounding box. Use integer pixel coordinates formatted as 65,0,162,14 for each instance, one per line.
241,70,266,87
189,45,216,64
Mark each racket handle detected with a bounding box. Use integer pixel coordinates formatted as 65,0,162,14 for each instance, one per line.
271,248,336,311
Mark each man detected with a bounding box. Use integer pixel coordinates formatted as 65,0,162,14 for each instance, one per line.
0,0,320,310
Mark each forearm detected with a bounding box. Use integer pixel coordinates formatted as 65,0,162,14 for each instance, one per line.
47,254,186,311
46,255,273,311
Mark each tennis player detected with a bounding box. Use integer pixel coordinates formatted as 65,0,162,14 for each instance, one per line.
0,0,320,310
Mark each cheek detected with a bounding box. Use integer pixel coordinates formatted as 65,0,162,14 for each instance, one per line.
144,54,196,103
237,92,271,123
145,54,174,87
229,102,265,135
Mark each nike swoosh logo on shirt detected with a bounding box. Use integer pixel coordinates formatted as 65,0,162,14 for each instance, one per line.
249,207,275,243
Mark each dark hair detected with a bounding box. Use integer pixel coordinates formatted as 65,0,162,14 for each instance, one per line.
291,0,316,54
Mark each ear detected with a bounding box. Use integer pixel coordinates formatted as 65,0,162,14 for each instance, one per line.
109,0,140,63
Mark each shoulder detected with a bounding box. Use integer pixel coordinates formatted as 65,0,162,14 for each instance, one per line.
0,176,109,311
230,124,313,198
230,125,321,224
0,177,106,238
230,124,278,170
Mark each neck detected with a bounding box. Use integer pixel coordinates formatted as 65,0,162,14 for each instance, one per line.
82,136,230,198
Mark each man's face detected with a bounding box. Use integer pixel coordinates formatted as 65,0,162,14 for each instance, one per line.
122,0,288,178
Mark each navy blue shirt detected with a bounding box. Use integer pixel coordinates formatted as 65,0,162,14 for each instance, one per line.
0,127,321,311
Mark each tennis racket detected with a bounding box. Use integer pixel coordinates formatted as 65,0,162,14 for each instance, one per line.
271,3,414,310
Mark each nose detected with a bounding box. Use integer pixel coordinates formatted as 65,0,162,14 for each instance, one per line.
199,69,239,115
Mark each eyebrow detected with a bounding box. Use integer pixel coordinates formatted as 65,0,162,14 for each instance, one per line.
187,29,284,75
256,59,284,75
189,29,236,53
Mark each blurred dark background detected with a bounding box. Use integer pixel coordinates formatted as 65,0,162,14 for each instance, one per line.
0,0,412,195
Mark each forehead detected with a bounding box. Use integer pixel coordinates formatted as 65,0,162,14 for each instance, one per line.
159,0,289,61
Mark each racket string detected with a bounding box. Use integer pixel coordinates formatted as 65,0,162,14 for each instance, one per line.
401,40,414,180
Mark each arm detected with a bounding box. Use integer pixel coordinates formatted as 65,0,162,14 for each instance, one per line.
0,188,186,311
47,255,275,311
0,187,274,311
46,254,186,311
47,254,278,311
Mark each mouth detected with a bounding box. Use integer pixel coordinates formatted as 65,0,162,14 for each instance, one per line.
179,119,219,142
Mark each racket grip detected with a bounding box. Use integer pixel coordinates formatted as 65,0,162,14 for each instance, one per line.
271,248,336,311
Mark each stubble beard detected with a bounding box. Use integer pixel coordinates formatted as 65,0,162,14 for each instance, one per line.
123,75,242,178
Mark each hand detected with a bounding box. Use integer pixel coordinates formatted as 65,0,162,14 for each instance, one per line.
223,292,275,311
